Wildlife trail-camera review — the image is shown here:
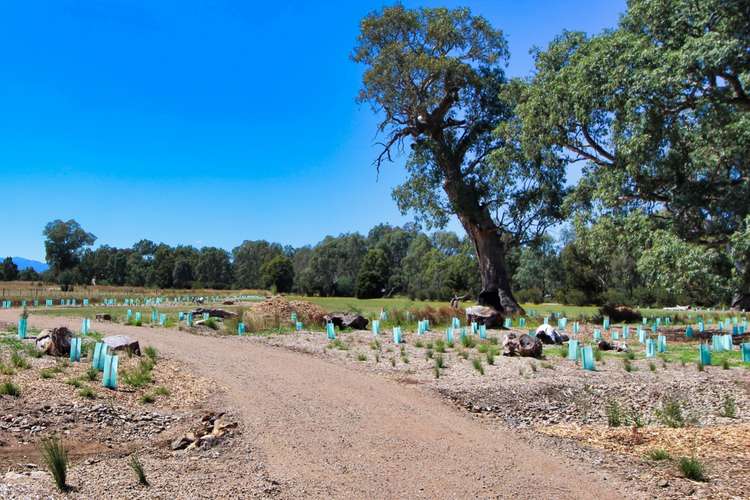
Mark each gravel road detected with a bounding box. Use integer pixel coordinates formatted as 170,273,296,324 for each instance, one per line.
1,310,632,499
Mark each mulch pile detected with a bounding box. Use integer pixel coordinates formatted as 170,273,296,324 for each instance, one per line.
247,296,328,325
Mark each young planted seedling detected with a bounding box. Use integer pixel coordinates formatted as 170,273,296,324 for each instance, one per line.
645,448,670,461
720,395,737,418
39,436,68,491
472,358,484,375
678,456,706,482
606,400,622,427
129,453,149,486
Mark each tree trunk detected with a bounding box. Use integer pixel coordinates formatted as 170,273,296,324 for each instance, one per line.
458,212,524,315
439,160,523,315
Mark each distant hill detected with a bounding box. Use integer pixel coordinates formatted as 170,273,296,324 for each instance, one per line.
11,257,49,273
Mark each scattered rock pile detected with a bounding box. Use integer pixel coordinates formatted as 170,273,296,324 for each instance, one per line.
171,412,238,451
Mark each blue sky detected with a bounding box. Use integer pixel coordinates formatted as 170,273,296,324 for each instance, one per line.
1,0,625,261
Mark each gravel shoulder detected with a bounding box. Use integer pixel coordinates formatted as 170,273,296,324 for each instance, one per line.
0,309,631,499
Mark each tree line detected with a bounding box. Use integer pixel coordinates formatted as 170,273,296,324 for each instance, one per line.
4,215,736,308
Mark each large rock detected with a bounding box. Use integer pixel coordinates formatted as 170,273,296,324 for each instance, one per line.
598,304,642,324
191,308,238,319
535,324,563,345
102,335,141,356
35,327,73,356
323,313,368,330
465,305,503,329
502,332,543,358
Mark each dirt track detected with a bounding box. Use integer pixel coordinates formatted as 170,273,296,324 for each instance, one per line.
1,310,632,499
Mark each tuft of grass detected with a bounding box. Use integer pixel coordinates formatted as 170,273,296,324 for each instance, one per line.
369,340,380,351
78,386,96,399
721,358,731,370
678,456,706,482
541,361,554,369
11,352,30,369
202,318,219,330
140,393,155,404
458,350,469,360
122,360,154,388
425,348,433,360
646,448,670,461
720,395,737,418
39,436,68,491
85,366,98,381
25,346,43,358
460,335,475,349
623,359,635,372
649,362,656,372
486,350,495,365
389,357,396,367
0,363,14,376
414,340,424,348
374,352,380,363
129,454,149,486
0,381,20,397
65,378,82,388
434,354,445,369
606,400,622,427
357,353,367,362
593,348,602,362
625,351,636,360
154,386,170,397
697,361,704,372
628,407,645,428
40,368,55,379
447,341,454,349
327,339,349,351
654,398,688,428
472,358,484,375
476,344,488,353
143,346,158,363
434,340,446,354
433,366,440,378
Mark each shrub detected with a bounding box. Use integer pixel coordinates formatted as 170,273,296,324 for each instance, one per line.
515,288,544,304
79,386,95,399
678,456,706,481
655,398,687,428
39,436,68,491
606,401,622,427
646,448,670,461
720,395,737,418
0,381,20,397
129,454,149,486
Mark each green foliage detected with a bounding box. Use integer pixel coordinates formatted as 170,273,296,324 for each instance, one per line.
140,393,155,404
85,367,98,381
606,400,622,427
39,436,68,491
472,358,484,375
11,352,29,369
154,386,170,397
78,386,95,399
678,456,706,482
65,378,82,388
357,353,367,362
0,381,20,397
646,449,670,461
654,398,688,428
122,361,154,388
355,248,390,299
261,255,295,293
43,219,96,277
434,354,445,370
720,395,737,418
129,454,149,486
143,346,158,363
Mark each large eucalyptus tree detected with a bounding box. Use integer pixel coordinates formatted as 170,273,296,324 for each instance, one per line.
353,6,564,313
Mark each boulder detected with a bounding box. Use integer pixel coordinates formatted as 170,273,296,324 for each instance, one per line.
597,340,614,351
502,332,543,358
102,335,141,356
191,308,238,319
95,313,112,321
35,327,73,356
535,324,563,345
323,313,368,330
465,305,503,329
